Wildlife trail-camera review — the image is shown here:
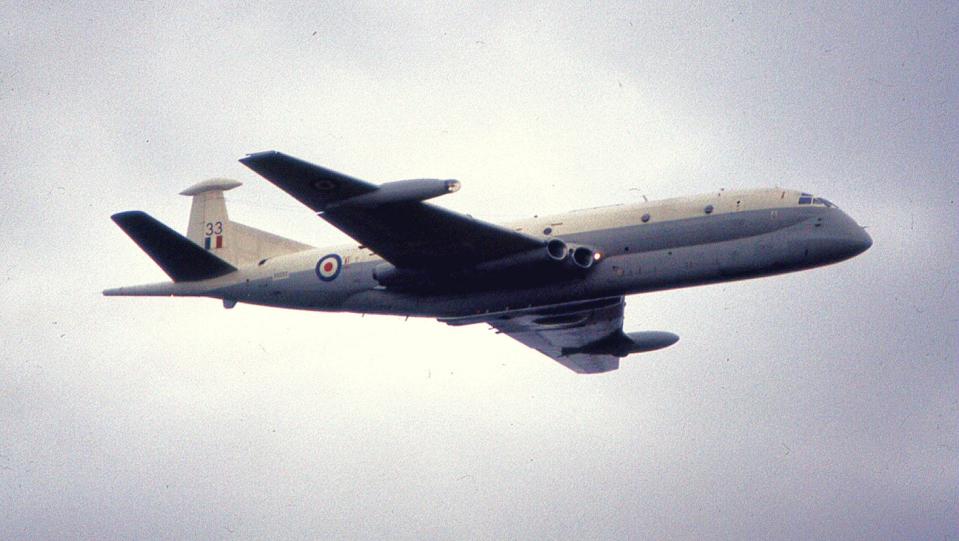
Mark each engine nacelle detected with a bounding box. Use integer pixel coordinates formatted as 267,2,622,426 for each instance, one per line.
373,239,602,288
372,263,430,287
546,238,568,261
474,239,569,274
329,179,460,209
568,244,600,269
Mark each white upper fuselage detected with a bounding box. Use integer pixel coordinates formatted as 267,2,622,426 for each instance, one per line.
310,187,805,266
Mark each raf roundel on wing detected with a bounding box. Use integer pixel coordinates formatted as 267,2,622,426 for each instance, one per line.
315,254,342,281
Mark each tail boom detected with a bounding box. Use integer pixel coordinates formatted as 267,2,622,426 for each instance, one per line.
103,279,227,297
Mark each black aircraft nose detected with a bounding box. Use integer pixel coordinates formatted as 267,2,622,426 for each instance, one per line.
828,227,872,261
820,211,873,262
835,209,872,258
797,210,872,267
848,224,873,256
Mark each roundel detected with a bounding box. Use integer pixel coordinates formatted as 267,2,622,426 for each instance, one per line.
312,179,338,192
315,254,343,282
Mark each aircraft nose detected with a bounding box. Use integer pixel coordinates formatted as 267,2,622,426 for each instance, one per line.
852,226,872,255
831,212,873,260
801,210,873,265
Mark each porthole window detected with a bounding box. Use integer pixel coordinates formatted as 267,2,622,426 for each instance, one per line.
543,227,552,235
704,204,714,214
641,213,650,223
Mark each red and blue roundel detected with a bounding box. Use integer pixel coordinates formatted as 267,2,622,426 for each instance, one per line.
315,254,342,282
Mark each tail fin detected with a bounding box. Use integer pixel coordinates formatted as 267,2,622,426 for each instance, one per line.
112,211,237,282
181,178,313,267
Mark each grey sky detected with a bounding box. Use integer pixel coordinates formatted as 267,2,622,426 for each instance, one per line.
1,2,956,539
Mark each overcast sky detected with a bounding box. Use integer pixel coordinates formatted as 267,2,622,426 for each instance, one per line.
1,2,957,539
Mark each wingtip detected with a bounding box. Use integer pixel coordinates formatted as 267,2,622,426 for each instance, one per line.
111,210,147,223
239,150,279,164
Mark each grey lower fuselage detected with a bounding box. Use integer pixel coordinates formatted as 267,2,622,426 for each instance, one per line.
204,191,871,318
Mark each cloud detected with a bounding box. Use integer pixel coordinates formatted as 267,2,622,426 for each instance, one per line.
1,2,956,539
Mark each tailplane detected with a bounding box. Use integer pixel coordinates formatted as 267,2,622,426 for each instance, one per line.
180,178,313,266
111,211,237,282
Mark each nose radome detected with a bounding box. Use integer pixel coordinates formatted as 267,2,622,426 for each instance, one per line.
855,227,873,254
838,212,872,258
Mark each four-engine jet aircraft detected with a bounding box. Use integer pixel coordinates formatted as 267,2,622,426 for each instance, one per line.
105,151,872,373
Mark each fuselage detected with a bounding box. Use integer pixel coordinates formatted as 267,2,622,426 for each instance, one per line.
157,187,871,317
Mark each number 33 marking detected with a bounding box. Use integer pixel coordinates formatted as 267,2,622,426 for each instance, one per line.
205,221,223,236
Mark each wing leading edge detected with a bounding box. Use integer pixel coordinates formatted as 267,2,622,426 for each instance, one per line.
239,151,543,270
441,298,679,374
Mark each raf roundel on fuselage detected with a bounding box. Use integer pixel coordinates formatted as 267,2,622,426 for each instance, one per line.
315,254,342,282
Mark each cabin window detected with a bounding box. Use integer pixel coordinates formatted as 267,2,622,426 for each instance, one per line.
704,204,714,214
543,227,552,235
798,196,813,205
641,213,650,223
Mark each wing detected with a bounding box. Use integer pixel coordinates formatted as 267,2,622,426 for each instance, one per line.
442,297,680,374
239,151,543,270
443,297,628,374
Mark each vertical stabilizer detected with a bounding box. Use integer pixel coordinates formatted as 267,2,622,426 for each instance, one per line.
181,178,243,264
180,178,313,267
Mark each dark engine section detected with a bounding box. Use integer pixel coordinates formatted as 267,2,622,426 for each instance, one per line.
372,237,602,289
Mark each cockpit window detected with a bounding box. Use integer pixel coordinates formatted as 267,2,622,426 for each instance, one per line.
798,194,837,208
813,198,836,208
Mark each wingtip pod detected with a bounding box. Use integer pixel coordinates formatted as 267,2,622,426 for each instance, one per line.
623,331,679,353
327,178,462,209
563,329,679,358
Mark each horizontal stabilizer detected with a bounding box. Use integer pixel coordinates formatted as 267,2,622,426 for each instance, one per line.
112,211,237,282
